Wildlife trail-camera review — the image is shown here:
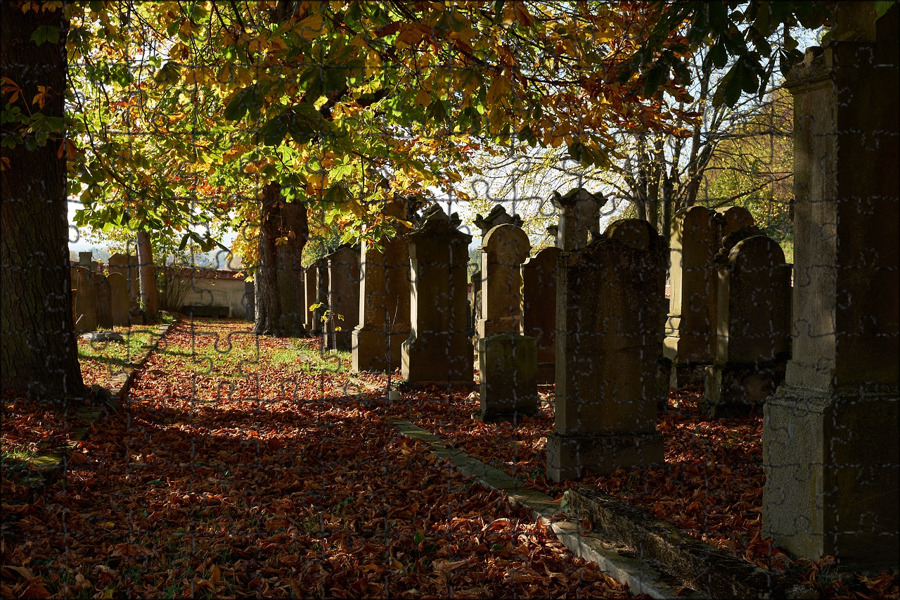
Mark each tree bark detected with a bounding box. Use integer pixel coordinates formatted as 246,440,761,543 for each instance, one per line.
136,230,159,318
1,1,85,398
255,183,309,336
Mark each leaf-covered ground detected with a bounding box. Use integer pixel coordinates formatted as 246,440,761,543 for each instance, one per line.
1,319,634,599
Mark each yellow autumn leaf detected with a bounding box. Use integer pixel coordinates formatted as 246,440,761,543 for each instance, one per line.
296,13,324,41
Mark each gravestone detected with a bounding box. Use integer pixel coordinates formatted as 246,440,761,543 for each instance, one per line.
704,235,792,417
325,247,360,351
551,188,605,251
471,205,523,331
763,4,899,565
522,247,562,384
473,204,523,237
547,219,667,481
352,205,411,372
107,272,131,326
72,266,98,332
477,224,531,338
401,206,474,386
78,251,92,270
665,205,754,384
94,273,113,328
476,224,537,421
546,225,559,248
302,267,316,332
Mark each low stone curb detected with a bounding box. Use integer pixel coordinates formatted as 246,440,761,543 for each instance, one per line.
388,418,701,599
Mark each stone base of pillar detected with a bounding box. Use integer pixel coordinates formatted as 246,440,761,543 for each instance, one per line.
351,326,409,373
477,334,538,422
546,431,664,482
703,360,786,418
671,363,708,389
763,385,899,564
401,333,474,387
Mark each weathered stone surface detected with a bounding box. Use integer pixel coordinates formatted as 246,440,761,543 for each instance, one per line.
95,273,112,328
352,233,411,372
522,247,561,384
551,188,605,251
478,333,538,421
763,5,899,565
401,206,474,386
665,205,755,374
72,266,98,331
704,235,791,417
547,219,667,481
473,204,523,237
107,272,130,326
477,224,531,338
325,247,360,351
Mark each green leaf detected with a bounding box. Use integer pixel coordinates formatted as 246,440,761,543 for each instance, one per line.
875,1,894,19
30,25,60,47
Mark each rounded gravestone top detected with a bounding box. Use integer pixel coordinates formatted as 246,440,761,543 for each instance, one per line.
605,218,660,251
481,223,531,256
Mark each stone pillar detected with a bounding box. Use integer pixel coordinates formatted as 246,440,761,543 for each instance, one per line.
476,224,537,421
547,219,667,481
763,4,899,564
664,205,754,383
522,247,562,384
108,272,131,326
325,247,360,351
352,223,411,372
401,206,474,386
704,235,792,417
72,266,98,331
551,188,605,251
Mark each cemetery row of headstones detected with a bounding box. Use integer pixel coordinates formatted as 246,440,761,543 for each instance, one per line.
70,252,142,331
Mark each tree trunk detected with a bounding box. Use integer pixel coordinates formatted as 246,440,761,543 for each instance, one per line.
1,2,85,398
136,230,158,318
255,183,309,336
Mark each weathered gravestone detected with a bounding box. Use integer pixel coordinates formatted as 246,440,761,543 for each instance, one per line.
325,247,360,351
704,234,792,418
94,272,113,329
665,205,754,384
352,204,411,372
763,4,899,565
477,224,537,421
72,266,98,332
107,272,131,326
522,247,562,384
547,219,667,481
401,206,473,386
471,205,523,334
551,188,605,251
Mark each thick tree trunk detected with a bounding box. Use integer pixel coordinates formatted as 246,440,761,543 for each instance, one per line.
255,184,309,336
136,230,158,318
1,2,85,398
